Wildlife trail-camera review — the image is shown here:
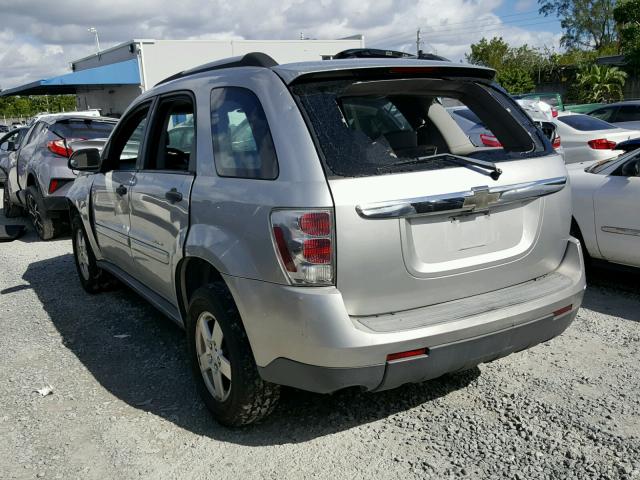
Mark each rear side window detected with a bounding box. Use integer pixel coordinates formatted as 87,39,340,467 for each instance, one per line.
557,115,616,131
210,87,278,180
590,107,616,122
292,79,548,177
615,105,640,122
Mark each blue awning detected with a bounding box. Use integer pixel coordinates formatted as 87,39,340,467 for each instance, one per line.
0,58,141,96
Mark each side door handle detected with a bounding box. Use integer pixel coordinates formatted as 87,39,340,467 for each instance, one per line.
165,188,183,203
116,185,127,196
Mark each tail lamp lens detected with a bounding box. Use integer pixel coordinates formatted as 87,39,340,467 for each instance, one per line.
271,209,334,285
552,135,561,149
588,138,617,150
480,134,502,148
47,139,72,158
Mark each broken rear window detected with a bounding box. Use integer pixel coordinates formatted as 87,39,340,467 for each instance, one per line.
291,79,551,177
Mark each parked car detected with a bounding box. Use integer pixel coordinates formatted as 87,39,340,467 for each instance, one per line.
512,93,602,114
569,149,640,269
587,101,640,131
553,112,640,164
3,114,116,237
66,53,585,426
616,137,640,153
0,127,29,186
0,124,9,133
448,102,561,151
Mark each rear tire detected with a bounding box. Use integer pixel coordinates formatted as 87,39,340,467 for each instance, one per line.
71,214,116,293
25,186,57,240
3,181,22,218
186,284,280,427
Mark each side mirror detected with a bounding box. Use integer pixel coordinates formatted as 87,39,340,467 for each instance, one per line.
68,148,101,172
620,158,640,177
7,141,16,151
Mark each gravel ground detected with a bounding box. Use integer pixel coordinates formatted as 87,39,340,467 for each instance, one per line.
1,197,639,480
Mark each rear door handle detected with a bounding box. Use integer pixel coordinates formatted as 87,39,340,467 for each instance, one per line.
165,188,183,203
116,185,127,196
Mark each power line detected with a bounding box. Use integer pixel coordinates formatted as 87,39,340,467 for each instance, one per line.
371,18,558,47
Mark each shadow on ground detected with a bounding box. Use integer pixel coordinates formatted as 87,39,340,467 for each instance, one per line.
581,265,640,322
15,253,480,445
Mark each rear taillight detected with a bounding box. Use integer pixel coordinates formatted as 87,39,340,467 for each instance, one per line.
47,137,85,158
47,139,72,158
588,138,617,150
552,135,561,149
270,209,334,285
480,134,502,148
551,108,558,118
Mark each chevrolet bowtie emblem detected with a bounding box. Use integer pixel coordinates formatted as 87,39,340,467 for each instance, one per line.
462,187,501,212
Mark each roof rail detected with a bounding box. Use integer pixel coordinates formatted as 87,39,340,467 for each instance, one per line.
157,52,278,85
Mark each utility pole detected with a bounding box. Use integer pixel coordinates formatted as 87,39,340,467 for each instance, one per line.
416,28,422,56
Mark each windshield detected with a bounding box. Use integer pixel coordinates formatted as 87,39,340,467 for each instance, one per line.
588,149,638,174
557,115,616,131
292,79,549,177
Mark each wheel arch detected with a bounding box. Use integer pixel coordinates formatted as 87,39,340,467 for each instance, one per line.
175,256,229,324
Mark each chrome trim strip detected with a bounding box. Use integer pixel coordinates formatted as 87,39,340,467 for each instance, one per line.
602,226,640,237
356,176,567,219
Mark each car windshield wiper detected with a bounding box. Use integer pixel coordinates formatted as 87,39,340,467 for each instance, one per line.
377,153,503,180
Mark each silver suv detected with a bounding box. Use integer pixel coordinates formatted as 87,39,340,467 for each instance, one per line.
66,53,586,426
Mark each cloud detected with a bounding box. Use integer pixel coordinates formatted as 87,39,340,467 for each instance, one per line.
0,0,561,89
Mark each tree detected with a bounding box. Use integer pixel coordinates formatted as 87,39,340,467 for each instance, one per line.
0,95,76,119
538,0,617,50
497,67,536,94
614,0,640,69
576,64,627,102
465,37,540,94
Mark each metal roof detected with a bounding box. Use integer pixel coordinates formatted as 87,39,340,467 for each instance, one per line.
0,59,140,97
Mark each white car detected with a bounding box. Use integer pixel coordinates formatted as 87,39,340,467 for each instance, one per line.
554,112,640,164
569,149,640,269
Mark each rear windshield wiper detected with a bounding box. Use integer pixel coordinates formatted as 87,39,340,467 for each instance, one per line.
377,153,503,180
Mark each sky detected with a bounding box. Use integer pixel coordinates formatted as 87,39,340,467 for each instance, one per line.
0,0,562,90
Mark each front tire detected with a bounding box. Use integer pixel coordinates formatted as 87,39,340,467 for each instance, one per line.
186,284,280,427
3,180,22,218
71,214,116,293
25,186,57,240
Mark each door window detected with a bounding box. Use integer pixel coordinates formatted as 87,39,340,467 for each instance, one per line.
614,105,640,123
210,87,278,179
145,96,194,171
105,105,150,171
0,130,20,151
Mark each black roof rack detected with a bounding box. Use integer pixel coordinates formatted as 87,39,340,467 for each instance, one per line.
157,52,279,85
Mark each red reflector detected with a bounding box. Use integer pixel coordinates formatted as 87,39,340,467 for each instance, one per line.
387,348,427,362
552,135,561,149
480,133,502,147
553,304,573,317
299,212,330,236
588,138,617,150
272,226,297,272
48,179,59,194
303,238,331,264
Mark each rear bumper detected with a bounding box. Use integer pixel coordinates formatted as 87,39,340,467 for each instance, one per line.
224,238,585,393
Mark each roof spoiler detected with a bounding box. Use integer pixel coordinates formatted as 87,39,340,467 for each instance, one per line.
158,52,279,85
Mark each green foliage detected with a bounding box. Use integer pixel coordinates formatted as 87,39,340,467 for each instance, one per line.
0,95,77,119
497,67,536,94
465,37,541,93
576,64,627,102
538,0,618,50
614,0,640,68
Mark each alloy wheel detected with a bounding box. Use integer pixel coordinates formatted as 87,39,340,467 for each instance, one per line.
75,228,90,280
195,311,232,402
26,194,43,237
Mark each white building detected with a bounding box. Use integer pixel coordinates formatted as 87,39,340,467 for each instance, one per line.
1,36,364,117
